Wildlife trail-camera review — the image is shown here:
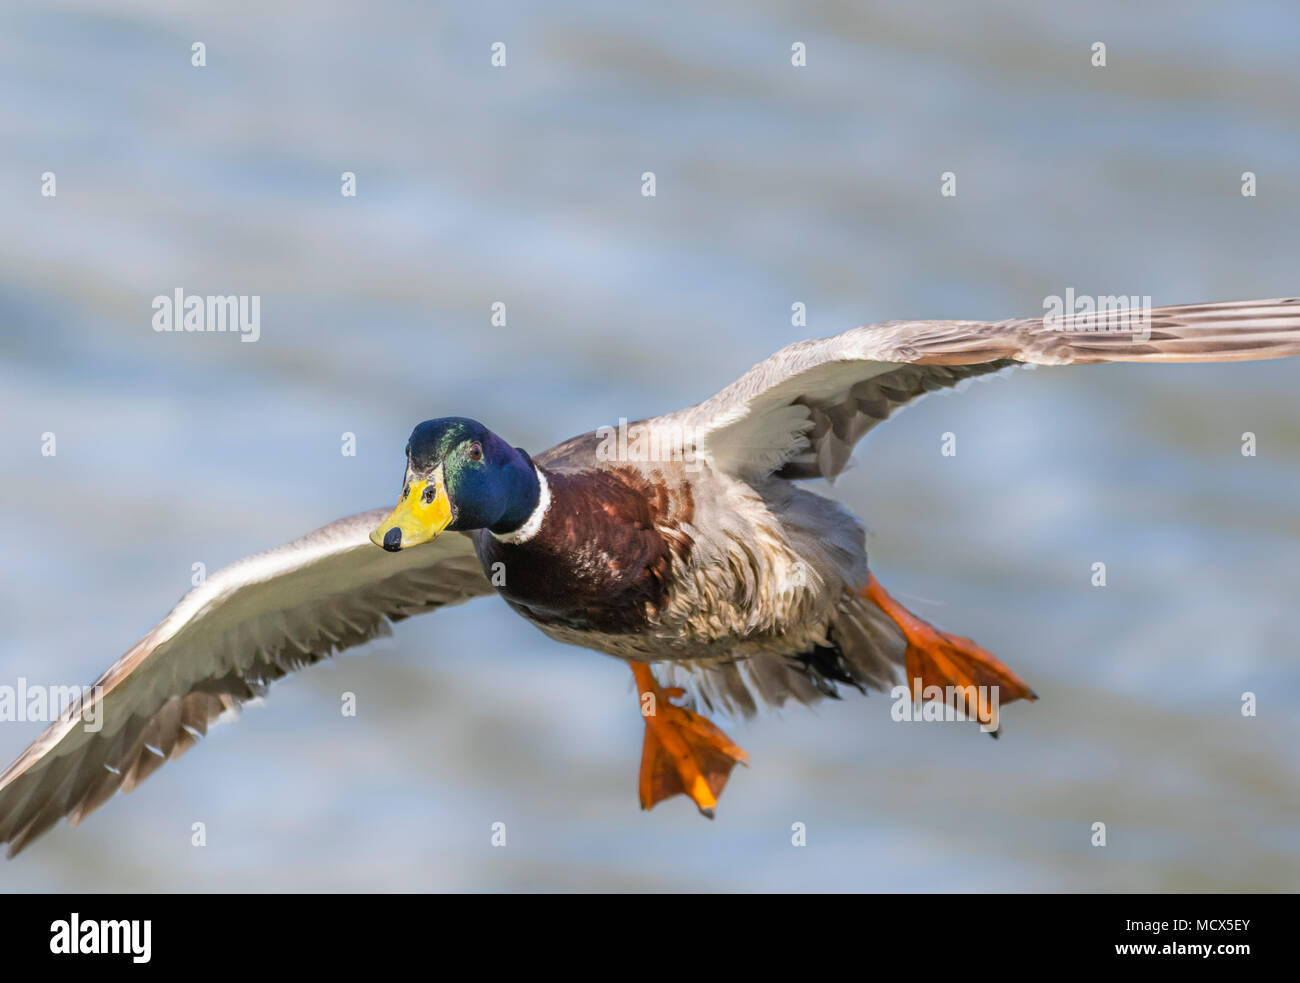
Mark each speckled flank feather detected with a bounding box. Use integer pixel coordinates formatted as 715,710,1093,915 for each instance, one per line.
655,480,908,718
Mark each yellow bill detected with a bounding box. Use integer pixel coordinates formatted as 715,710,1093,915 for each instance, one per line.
370,474,453,551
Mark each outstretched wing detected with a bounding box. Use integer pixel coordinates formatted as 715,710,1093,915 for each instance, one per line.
666,298,1300,479
0,509,493,856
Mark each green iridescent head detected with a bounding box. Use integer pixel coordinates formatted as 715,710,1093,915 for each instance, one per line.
369,417,540,551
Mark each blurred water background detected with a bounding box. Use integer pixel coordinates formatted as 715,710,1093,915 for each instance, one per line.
2,0,1299,891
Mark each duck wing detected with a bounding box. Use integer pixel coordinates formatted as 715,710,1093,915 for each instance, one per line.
0,509,492,857
664,297,1300,480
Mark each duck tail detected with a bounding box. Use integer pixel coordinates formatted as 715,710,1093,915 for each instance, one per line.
824,590,909,694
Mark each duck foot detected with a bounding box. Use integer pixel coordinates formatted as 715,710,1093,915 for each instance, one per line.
862,572,1037,734
631,664,748,817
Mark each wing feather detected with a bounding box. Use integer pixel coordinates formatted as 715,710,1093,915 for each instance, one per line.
0,509,493,856
665,298,1300,479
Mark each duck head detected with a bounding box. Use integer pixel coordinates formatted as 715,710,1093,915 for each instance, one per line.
369,417,541,552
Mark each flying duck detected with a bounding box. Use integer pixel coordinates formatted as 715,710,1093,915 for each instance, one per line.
2,297,1298,855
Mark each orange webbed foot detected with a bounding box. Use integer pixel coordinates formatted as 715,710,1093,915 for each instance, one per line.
632,665,748,817
863,573,1037,734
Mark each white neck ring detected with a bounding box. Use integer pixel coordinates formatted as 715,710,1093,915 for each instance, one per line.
490,468,551,545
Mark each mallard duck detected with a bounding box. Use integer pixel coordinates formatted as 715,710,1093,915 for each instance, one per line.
2,298,1298,855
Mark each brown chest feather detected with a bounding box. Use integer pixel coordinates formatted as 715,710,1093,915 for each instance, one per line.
474,468,694,634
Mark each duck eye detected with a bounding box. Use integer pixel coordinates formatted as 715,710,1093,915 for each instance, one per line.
468,441,483,462
422,485,436,504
